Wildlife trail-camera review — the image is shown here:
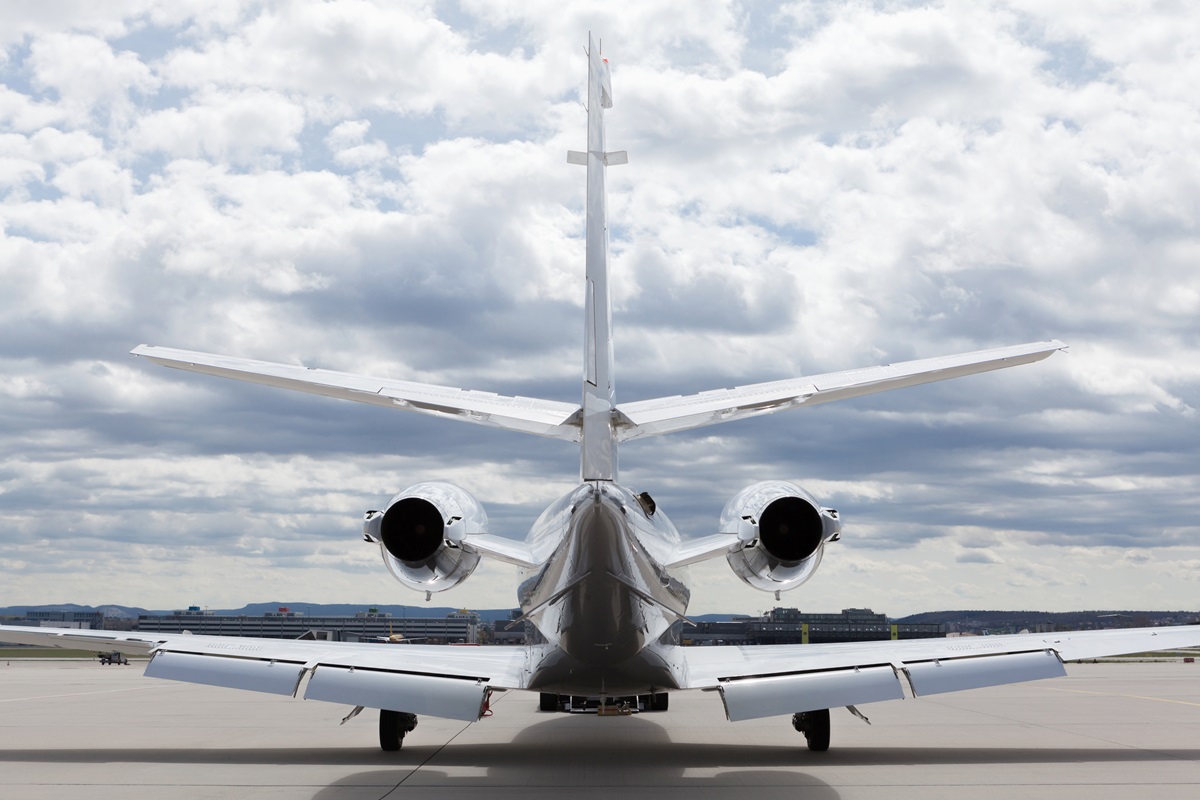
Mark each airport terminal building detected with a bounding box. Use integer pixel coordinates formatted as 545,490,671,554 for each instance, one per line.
5,606,942,647
500,607,945,646
134,607,480,644
683,608,945,646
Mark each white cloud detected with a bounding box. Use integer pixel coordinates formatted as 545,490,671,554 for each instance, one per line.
1,0,1199,617
26,32,158,128
325,119,389,168
0,156,44,193
128,89,305,165
0,86,69,132
51,158,135,207
2,128,105,164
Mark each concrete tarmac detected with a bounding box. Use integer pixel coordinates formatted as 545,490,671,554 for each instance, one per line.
1,660,1198,799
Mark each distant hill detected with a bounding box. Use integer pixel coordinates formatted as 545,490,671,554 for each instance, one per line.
0,603,155,619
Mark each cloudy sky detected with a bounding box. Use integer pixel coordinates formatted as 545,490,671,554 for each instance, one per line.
2,1,1197,617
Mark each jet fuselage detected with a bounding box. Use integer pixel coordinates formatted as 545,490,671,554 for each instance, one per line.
519,481,690,694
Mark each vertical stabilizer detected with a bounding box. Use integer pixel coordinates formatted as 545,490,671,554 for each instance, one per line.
571,33,625,482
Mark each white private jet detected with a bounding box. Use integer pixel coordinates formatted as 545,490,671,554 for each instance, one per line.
4,35,1197,753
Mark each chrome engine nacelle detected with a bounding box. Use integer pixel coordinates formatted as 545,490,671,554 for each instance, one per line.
720,480,841,594
363,482,485,594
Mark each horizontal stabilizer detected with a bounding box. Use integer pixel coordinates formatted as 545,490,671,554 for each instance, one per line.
132,345,581,441
464,533,541,569
663,532,739,569
616,340,1067,441
567,150,628,166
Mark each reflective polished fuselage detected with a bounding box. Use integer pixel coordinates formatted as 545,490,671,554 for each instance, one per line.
518,482,691,695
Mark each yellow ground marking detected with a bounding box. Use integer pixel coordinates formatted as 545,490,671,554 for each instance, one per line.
0,685,169,703
1040,685,1200,709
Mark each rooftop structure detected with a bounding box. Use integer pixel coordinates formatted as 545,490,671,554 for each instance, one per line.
682,608,945,646
136,609,478,644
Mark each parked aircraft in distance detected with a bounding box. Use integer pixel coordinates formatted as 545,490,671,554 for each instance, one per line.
4,34,1197,753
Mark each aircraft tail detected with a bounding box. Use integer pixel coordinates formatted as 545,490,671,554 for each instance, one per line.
570,33,627,482
129,34,1064,484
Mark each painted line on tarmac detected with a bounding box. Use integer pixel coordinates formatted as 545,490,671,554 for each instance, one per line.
1040,685,1200,708
0,685,171,703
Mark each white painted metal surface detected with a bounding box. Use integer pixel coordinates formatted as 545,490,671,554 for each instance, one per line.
719,665,905,721
903,650,1066,696
679,626,1200,689
615,340,1066,441
304,666,488,721
578,32,619,481
145,651,305,696
131,344,581,441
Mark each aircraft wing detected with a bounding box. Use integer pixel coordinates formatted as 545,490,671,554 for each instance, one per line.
663,533,740,569
0,624,532,722
463,533,541,569
131,345,581,441
680,625,1200,721
615,340,1066,441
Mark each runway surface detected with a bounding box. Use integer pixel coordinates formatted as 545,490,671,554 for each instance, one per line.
1,659,1197,799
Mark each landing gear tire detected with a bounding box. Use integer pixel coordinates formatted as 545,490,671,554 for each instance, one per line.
379,710,418,752
380,710,404,751
651,692,669,711
539,692,559,711
792,708,830,752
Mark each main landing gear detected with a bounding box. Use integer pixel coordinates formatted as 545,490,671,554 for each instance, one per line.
379,710,418,751
792,708,830,752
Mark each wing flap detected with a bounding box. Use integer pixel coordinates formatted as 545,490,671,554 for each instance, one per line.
682,625,1200,715
719,665,904,721
132,345,581,441
715,650,1066,719
616,340,1066,441
902,649,1065,696
0,624,533,719
145,650,306,696
305,665,488,721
